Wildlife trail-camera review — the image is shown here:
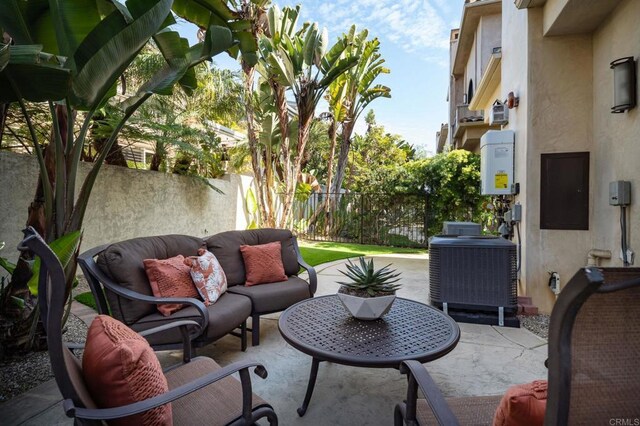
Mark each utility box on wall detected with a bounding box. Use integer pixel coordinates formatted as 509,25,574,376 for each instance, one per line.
481,130,515,195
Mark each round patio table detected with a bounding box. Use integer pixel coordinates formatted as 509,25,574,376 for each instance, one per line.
278,295,460,416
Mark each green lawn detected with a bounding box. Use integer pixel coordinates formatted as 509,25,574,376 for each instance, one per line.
74,240,424,310
298,240,424,267
74,290,98,311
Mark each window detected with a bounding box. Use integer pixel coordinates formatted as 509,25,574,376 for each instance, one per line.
540,152,590,230
467,79,474,104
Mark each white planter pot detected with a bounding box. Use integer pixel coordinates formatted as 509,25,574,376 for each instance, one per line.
337,293,396,320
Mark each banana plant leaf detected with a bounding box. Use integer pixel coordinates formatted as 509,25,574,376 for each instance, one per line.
67,0,173,110
0,257,16,275
0,44,72,102
27,231,81,295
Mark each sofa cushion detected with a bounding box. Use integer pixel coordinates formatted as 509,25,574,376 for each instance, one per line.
493,380,547,426
184,249,227,305
205,229,298,286
83,315,172,426
240,241,288,286
97,235,203,324
227,276,311,314
131,292,252,346
144,255,199,316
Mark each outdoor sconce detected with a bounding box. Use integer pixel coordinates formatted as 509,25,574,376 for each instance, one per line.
610,57,636,113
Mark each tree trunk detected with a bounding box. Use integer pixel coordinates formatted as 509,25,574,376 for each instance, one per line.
280,100,314,229
242,65,274,227
308,119,337,229
272,82,292,228
91,113,128,167
0,105,66,356
331,120,355,195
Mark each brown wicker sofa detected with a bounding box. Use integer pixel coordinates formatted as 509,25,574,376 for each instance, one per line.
78,229,316,354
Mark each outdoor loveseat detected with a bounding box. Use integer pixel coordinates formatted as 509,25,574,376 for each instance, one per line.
78,229,317,354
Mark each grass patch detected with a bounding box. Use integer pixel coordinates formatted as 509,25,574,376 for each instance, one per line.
74,291,97,311
298,240,425,267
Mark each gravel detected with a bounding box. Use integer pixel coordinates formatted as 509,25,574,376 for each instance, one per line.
518,314,550,340
0,314,88,403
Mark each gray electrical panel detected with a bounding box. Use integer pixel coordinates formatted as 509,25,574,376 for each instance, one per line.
609,181,631,206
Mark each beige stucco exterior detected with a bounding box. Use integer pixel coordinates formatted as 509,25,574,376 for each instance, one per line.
444,0,639,313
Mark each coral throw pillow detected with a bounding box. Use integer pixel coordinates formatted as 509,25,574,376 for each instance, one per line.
240,241,288,286
83,315,172,426
493,380,548,426
143,255,199,316
184,248,227,305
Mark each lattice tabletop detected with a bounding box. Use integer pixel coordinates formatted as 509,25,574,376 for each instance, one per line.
278,295,460,368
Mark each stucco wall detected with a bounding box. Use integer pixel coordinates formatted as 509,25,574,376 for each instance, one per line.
501,0,639,313
0,151,253,263
524,8,594,313
591,0,640,266
478,14,502,79
466,34,478,102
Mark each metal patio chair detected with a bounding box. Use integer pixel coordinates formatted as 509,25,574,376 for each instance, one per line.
19,227,278,425
395,267,640,425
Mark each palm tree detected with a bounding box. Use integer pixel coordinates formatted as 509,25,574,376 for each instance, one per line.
256,9,359,228
330,30,391,196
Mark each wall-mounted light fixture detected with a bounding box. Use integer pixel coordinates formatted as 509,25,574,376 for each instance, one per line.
610,57,636,113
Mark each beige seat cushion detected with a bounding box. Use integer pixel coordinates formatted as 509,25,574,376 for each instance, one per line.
165,357,270,426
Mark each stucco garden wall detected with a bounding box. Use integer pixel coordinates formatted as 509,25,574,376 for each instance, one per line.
0,151,253,263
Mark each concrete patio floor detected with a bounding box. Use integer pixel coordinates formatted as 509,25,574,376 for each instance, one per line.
0,253,548,425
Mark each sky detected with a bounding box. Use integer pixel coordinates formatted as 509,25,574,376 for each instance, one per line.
178,0,465,155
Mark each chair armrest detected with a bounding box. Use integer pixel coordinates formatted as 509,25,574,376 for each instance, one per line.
292,237,317,295
398,360,460,426
77,252,209,333
68,360,270,423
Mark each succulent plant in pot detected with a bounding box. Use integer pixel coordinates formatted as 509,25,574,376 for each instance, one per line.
337,257,402,320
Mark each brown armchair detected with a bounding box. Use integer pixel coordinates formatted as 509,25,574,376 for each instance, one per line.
395,267,640,425
21,228,278,426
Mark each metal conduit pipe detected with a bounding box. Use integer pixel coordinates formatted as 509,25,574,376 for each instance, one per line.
587,249,612,267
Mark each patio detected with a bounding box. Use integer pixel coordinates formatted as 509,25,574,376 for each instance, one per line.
0,253,547,425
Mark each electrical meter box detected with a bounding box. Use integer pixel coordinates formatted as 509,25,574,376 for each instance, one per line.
481,130,515,195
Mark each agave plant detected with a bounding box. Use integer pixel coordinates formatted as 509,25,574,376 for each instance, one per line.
338,257,401,297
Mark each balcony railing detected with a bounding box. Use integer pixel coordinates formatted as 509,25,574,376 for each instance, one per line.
455,104,484,124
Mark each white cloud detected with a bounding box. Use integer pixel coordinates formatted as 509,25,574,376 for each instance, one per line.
298,0,451,57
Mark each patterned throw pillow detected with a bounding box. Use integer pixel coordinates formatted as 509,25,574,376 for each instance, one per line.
143,255,199,316
493,380,547,426
184,248,227,305
83,315,172,426
240,241,288,286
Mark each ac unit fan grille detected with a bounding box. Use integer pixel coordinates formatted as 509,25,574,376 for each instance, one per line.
429,244,517,311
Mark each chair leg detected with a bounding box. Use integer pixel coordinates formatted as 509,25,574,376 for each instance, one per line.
251,314,260,346
240,320,247,352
